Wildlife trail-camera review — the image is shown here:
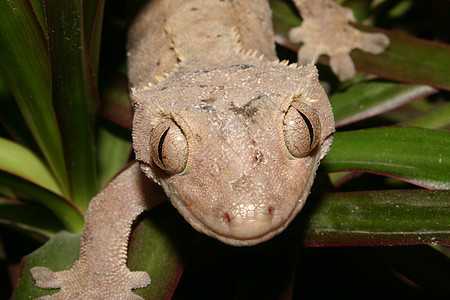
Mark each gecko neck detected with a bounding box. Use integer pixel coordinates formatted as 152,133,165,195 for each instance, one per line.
166,2,255,71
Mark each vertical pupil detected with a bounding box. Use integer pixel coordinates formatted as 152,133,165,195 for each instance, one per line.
297,110,314,147
158,127,170,167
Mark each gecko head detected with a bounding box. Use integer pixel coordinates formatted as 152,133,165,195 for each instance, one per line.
132,63,334,246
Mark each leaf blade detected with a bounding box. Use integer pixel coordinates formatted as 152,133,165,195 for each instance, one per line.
0,171,84,233
405,102,450,130
96,120,132,188
129,203,194,300
0,137,62,195
351,25,450,91
330,82,436,127
0,0,70,198
322,127,450,189
83,0,105,78
44,0,100,210
293,190,450,246
0,198,63,240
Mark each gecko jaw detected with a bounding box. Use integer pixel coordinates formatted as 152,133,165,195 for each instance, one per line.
223,204,275,240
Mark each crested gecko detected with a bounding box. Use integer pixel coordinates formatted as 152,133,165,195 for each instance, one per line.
30,0,388,298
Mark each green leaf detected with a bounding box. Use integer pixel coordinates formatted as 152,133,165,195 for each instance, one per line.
96,120,132,188
0,137,62,196
83,0,105,78
28,0,46,35
351,25,450,91
0,198,63,241
101,75,133,129
322,127,450,189
341,0,372,22
0,0,70,198
44,0,100,210
288,190,450,246
0,171,84,232
129,203,195,299
0,94,41,155
271,0,301,27
330,82,436,127
405,102,450,130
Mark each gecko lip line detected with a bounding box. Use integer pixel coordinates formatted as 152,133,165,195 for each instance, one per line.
219,203,278,240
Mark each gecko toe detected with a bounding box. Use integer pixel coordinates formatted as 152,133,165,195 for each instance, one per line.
329,53,355,81
129,271,151,289
360,32,390,54
297,45,320,65
31,267,63,289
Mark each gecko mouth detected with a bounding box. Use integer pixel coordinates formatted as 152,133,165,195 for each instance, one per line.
222,204,276,240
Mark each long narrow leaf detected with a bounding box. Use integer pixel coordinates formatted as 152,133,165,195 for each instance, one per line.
129,203,194,299
288,190,450,246
351,24,450,91
322,127,450,189
97,120,132,188
0,171,84,232
330,82,436,127
44,0,100,211
0,198,63,240
83,0,105,78
405,102,450,130
0,138,62,195
28,0,45,35
0,0,69,198
101,75,133,129
0,94,41,155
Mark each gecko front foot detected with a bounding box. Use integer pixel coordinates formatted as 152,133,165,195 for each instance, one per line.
289,0,389,81
31,264,150,299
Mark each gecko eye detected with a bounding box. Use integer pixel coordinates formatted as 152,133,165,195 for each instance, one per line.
150,119,188,174
283,101,321,158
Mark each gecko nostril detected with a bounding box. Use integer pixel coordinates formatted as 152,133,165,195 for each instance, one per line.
268,205,275,216
252,151,264,164
222,212,231,224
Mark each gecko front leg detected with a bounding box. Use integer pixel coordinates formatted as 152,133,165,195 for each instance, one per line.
31,163,165,299
289,0,390,81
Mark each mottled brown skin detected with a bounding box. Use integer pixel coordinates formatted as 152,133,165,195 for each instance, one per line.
31,0,388,298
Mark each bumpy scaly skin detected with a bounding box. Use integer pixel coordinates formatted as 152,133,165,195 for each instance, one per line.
289,0,390,81
30,0,388,298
